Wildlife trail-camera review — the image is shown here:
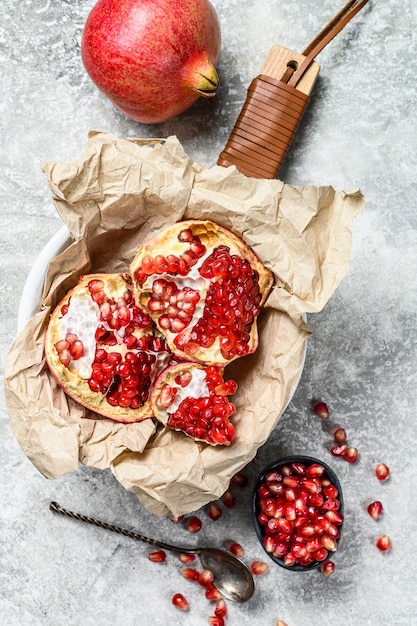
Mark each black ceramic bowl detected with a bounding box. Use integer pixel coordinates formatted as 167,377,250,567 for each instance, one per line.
252,455,344,571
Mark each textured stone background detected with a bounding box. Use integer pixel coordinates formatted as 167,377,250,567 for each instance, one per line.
1,1,416,624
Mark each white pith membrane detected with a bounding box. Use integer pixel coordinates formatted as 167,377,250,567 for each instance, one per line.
154,366,209,420
45,274,173,422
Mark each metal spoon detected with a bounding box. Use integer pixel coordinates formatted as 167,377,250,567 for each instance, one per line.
49,501,255,603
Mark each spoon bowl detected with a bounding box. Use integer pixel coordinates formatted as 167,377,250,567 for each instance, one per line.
50,501,255,603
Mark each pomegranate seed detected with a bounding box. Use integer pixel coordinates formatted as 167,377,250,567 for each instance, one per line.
178,553,196,563
214,598,227,618
250,560,269,575
276,622,289,626
231,472,248,487
344,446,359,464
320,560,336,576
208,616,224,626
330,444,347,458
198,569,215,587
222,490,236,508
375,463,390,481
333,428,347,443
376,534,392,552
284,552,296,567
313,401,329,419
367,501,383,520
228,542,244,557
305,463,325,478
205,585,222,601
182,567,199,581
207,503,223,521
172,593,189,611
184,516,202,533
147,549,166,562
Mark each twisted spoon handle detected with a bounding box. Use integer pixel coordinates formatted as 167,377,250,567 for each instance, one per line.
49,501,196,555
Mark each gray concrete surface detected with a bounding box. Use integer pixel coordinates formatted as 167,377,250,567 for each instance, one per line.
1,1,416,624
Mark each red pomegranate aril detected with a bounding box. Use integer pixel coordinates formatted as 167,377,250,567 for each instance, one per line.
228,542,244,557
251,560,269,575
214,598,227,618
147,549,166,562
308,493,324,507
172,593,189,611
300,478,319,494
283,502,297,521
291,542,307,559
264,534,277,552
376,534,392,552
198,569,215,587
326,524,340,539
182,567,199,581
207,503,223,521
283,475,299,489
283,552,296,567
325,510,344,526
208,616,224,626
222,490,236,508
179,553,196,563
321,535,337,552
367,501,383,520
344,446,359,464
322,498,340,511
375,463,390,481
323,484,339,499
231,472,248,487
184,516,202,533
305,463,325,478
205,585,222,601
333,427,347,443
313,401,329,419
313,547,329,562
298,523,316,538
291,462,306,475
320,560,336,576
330,444,348,458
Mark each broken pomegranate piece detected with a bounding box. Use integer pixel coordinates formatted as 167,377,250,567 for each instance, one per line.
130,220,273,366
45,273,173,422
151,362,237,445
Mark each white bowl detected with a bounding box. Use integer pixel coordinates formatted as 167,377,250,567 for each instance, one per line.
17,226,71,333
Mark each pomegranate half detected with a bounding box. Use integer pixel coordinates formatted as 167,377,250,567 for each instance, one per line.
151,362,237,445
81,0,221,123
130,220,274,366
45,273,173,422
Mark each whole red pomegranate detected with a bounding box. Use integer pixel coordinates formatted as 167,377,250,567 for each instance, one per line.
81,0,221,123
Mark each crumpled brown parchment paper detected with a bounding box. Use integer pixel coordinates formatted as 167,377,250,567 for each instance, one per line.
4,132,365,518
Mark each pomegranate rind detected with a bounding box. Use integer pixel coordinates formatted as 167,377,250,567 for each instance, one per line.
130,220,274,366
151,361,237,446
45,273,172,423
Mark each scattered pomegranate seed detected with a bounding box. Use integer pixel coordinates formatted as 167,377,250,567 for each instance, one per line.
182,567,199,582
214,599,227,618
178,553,196,563
330,444,347,458
313,400,329,419
367,501,383,520
231,472,248,487
184,515,202,533
375,463,390,481
147,549,166,562
276,621,288,626
250,560,269,575
320,560,336,576
198,569,215,587
172,593,189,611
205,585,222,601
222,489,236,508
207,503,223,521
333,427,347,443
376,534,392,552
344,446,359,464
208,616,224,626
228,542,244,557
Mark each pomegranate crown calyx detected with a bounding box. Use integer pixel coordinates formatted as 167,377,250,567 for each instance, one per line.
185,56,220,99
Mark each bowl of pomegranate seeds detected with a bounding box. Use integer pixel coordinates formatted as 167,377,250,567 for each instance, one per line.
252,455,344,571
